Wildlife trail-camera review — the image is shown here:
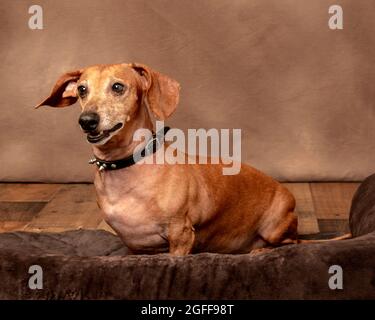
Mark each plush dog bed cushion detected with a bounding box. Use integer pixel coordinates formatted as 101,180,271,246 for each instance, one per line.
1,177,375,299
350,173,375,237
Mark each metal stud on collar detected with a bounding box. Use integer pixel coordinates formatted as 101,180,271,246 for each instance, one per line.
88,158,111,171
86,127,170,172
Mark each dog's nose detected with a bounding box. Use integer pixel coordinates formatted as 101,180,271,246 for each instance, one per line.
79,112,100,132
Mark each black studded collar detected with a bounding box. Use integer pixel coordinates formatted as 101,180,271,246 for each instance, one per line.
89,127,170,171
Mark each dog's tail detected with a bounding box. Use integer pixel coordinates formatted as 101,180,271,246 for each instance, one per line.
281,233,352,245
297,232,352,244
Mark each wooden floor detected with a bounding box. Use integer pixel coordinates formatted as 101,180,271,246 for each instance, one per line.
0,183,360,237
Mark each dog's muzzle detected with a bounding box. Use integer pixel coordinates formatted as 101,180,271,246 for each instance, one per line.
86,123,123,143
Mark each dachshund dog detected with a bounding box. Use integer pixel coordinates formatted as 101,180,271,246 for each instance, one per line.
36,63,301,255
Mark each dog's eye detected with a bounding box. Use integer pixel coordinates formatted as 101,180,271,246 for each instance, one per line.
112,83,125,94
77,85,87,98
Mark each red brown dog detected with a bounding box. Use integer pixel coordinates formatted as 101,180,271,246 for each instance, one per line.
36,63,300,255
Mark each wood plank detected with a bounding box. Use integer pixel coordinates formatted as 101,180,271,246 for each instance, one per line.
0,182,359,236
0,221,30,232
97,220,117,235
24,184,103,232
296,211,320,235
0,202,46,221
0,202,46,232
0,183,61,202
282,183,319,235
318,219,350,234
310,183,360,219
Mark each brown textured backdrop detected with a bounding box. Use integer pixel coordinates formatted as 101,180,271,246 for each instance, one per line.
0,0,374,182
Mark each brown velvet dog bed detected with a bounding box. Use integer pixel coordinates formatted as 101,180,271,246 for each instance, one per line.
1,176,375,299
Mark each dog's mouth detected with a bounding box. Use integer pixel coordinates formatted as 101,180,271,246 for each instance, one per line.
87,123,123,144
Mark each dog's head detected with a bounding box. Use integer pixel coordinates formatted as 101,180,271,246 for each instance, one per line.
36,63,180,145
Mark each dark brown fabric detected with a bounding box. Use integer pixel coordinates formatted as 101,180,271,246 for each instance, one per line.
0,229,128,257
0,176,375,300
350,174,375,237
1,0,375,182
0,231,374,299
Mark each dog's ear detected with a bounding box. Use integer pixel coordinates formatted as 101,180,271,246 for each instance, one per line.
130,63,180,120
35,69,83,108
